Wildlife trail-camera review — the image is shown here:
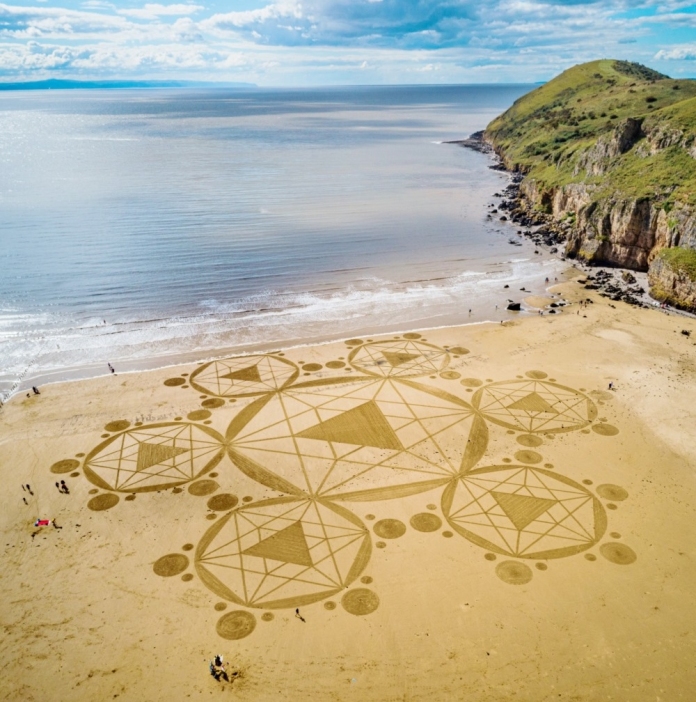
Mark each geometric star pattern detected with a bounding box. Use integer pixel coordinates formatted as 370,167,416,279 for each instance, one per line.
83,422,226,493
442,465,607,559
225,376,488,501
195,497,371,609
472,379,598,433
188,354,299,397
348,340,450,378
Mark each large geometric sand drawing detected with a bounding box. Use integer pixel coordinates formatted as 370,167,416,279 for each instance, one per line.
225,377,488,501
195,497,370,608
189,354,299,397
472,380,597,434
83,423,226,492
348,340,449,378
443,466,607,559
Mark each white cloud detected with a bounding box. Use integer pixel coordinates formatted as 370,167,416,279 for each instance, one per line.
655,45,696,59
117,3,203,20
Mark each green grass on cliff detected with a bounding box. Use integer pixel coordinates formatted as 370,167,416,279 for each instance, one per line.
656,247,696,282
485,60,696,207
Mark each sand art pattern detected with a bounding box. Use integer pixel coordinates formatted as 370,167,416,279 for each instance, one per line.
46,336,633,640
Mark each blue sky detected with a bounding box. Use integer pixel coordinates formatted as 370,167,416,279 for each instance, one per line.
1,0,695,84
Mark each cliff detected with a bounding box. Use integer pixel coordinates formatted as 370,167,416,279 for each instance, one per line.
484,59,696,311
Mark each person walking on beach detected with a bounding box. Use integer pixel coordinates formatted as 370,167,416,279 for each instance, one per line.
295,608,306,623
32,386,40,395
108,363,115,374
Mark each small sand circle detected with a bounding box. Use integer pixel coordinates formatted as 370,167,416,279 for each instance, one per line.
51,459,80,474
585,553,597,561
403,333,421,339
426,504,437,510
342,588,380,616
164,377,186,386
448,346,469,356
206,514,217,520
214,602,227,611
125,494,136,501
324,601,337,610
261,612,274,622
592,423,619,436
517,434,543,448
409,513,442,532
610,532,621,539
303,363,322,372
181,573,194,582
187,409,212,421
182,543,194,551
375,541,386,549
525,370,548,379
373,519,406,539
153,553,189,577
514,450,543,465
104,420,131,432
596,484,628,501
361,576,373,584
460,378,483,388
242,496,254,503
582,479,593,485
216,611,257,640
345,339,363,346
188,480,219,496
207,493,239,511
365,514,375,520
600,542,637,565
201,398,225,409
87,493,119,511
439,370,461,380
495,561,533,585
325,361,345,369
535,563,548,571
484,553,497,561
88,489,99,495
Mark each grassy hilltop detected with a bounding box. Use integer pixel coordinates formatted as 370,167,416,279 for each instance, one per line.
485,59,696,310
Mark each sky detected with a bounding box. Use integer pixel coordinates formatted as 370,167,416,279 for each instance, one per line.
1,0,695,85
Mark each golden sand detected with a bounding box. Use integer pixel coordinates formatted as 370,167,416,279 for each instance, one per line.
2,280,696,701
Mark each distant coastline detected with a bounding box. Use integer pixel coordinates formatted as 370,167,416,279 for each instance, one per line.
0,78,257,91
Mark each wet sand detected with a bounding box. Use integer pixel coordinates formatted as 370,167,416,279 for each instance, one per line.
1,279,696,702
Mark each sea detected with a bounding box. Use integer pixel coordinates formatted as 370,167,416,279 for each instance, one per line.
0,84,565,400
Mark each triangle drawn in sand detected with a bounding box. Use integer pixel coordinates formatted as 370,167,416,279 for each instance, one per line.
506,392,558,414
492,491,557,531
136,443,188,472
242,521,313,567
381,351,421,368
220,365,262,383
297,401,404,451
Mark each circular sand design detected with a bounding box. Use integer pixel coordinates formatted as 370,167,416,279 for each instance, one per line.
325,361,345,369
585,553,597,561
187,410,212,421
324,601,337,610
361,576,373,584
373,519,406,539
439,370,461,380
449,346,469,356
403,333,421,340
125,494,136,501
442,531,453,538
517,434,543,448
153,553,189,577
303,363,322,372
484,553,497,561
460,378,483,388
341,588,380,616
182,543,194,551
535,563,548,571
600,542,636,565
164,377,186,387
51,459,80,474
182,573,194,582
375,541,386,549
87,493,119,511
592,423,619,436
410,513,442,532
207,493,239,511
188,480,219,496
596,484,628,501
348,339,449,378
104,420,130,432
201,398,225,409
216,611,257,640
495,561,533,585
214,602,227,611
525,370,548,379
345,339,363,346
261,612,274,622
514,450,543,465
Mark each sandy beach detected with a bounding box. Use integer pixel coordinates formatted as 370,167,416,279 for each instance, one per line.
2,276,696,702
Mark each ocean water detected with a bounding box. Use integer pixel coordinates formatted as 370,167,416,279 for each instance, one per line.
0,84,561,398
